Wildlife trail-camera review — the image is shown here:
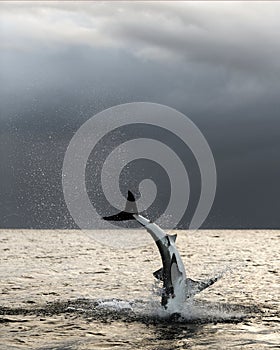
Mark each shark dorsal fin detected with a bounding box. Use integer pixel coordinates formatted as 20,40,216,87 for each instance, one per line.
168,234,177,243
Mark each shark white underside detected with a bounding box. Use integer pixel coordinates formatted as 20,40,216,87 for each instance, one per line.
133,214,187,313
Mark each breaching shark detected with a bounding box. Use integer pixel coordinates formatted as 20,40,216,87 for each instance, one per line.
103,191,220,315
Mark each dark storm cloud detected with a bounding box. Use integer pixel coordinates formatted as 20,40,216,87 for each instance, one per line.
2,1,280,112
1,2,280,228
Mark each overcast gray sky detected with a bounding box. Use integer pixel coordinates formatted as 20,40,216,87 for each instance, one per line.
1,1,280,229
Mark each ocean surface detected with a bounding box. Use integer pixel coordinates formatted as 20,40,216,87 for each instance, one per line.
0,229,279,349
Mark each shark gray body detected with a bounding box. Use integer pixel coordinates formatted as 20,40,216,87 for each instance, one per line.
133,213,187,311
103,191,220,314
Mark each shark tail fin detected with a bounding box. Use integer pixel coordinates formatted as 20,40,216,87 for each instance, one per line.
124,191,138,214
102,191,138,221
185,274,222,298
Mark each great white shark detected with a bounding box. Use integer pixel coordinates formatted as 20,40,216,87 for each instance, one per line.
103,191,220,314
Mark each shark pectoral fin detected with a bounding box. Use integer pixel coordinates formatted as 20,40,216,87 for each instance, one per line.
185,278,206,298
153,267,164,281
185,275,221,298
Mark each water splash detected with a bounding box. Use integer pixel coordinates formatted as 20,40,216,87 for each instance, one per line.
83,298,246,324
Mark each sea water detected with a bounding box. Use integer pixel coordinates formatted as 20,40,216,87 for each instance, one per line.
0,230,279,349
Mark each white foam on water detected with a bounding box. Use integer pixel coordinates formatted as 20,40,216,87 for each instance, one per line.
182,300,245,322
152,298,245,322
96,299,133,311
